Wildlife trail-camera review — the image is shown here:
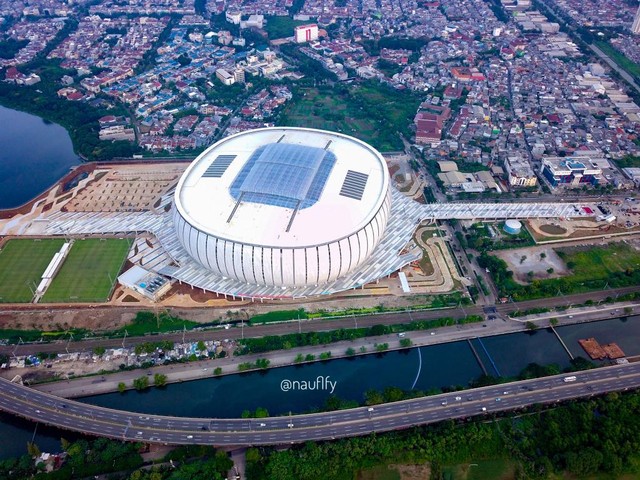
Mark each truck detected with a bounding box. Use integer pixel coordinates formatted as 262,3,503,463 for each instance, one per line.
563,376,577,383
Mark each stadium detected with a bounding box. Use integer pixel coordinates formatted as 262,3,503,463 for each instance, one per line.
41,127,581,300
173,127,391,288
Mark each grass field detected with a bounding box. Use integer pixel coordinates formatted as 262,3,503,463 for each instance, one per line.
595,41,640,80
0,239,65,303
116,311,199,336
280,85,419,151
442,459,516,480
263,16,308,39
41,238,132,303
557,242,640,281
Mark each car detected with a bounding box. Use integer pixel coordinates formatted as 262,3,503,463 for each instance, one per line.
455,396,462,401
35,410,41,414
287,423,294,429
430,332,435,335
481,407,487,412
201,426,208,431
202,368,208,371
495,398,502,402
441,401,448,406
367,407,374,412
187,435,193,439
258,423,266,427
137,432,143,435
397,332,406,338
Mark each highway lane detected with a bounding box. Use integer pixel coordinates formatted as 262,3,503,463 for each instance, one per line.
1,363,639,446
2,286,639,357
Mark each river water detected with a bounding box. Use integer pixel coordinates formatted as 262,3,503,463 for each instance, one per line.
0,105,80,209
1,315,638,460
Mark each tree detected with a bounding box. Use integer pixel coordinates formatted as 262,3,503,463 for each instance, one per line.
197,340,207,352
93,346,106,356
345,347,356,356
154,373,168,387
364,389,384,405
214,367,223,375
133,376,149,390
294,353,304,363
256,358,270,369
117,382,126,393
26,442,41,458
255,407,269,418
549,318,559,327
525,321,537,331
60,438,71,451
375,343,389,352
400,338,412,348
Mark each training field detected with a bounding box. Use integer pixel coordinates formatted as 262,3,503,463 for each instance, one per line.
0,239,65,303
41,238,132,303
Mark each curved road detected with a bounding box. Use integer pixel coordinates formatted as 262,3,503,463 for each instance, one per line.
1,363,639,446
2,286,639,357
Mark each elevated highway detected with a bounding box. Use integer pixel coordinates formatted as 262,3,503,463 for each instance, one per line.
1,363,639,446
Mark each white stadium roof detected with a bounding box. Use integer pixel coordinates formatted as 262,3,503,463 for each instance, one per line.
174,127,389,248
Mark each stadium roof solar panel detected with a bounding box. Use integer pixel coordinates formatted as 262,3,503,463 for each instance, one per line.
202,154,236,178
339,170,369,200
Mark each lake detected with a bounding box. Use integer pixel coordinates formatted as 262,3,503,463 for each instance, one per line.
0,104,80,209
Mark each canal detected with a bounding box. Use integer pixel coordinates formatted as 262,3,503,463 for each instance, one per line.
1,315,638,459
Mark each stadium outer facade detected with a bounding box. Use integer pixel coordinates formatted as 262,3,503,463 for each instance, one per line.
173,127,391,289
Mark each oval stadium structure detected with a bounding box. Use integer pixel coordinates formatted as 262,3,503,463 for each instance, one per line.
173,127,391,288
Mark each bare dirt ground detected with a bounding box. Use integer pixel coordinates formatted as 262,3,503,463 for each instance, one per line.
392,464,431,479
494,246,568,284
2,357,127,384
0,291,444,333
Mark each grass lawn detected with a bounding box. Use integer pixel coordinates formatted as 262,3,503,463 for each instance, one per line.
357,465,401,480
442,458,516,480
249,308,307,325
263,16,308,39
595,41,640,80
556,242,640,281
116,311,199,336
0,238,65,303
42,238,132,303
279,85,419,151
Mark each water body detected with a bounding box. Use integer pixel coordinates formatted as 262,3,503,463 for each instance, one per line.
0,105,80,209
1,315,639,459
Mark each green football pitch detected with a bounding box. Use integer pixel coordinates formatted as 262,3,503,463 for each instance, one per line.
41,238,132,303
0,239,66,303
